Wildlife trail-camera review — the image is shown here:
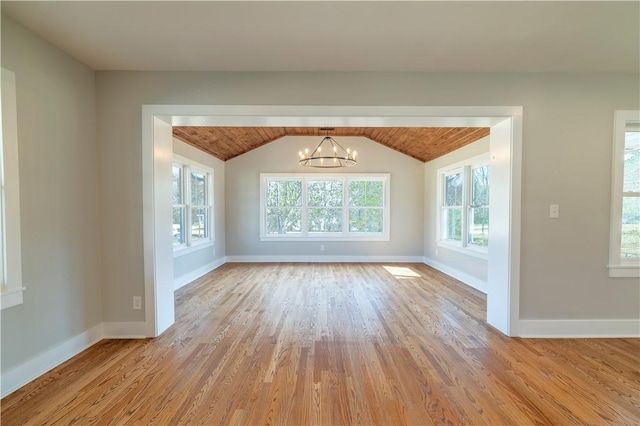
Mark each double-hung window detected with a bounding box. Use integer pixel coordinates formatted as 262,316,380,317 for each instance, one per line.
172,155,213,253
260,173,390,241
1,68,24,310
437,154,490,258
609,110,640,277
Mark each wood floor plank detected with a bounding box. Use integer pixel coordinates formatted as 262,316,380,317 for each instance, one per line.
2,263,639,425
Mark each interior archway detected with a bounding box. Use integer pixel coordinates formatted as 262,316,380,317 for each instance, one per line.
142,105,522,337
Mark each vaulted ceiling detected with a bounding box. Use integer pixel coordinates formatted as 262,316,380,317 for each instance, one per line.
172,127,491,163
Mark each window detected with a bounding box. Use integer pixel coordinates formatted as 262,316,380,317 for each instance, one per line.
260,173,390,241
172,155,213,254
609,110,640,277
1,68,24,310
437,154,490,258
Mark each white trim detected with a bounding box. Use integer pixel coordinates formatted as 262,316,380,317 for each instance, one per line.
607,264,640,278
1,68,23,309
174,257,226,290
226,255,424,263
0,286,25,309
608,110,640,277
0,324,103,398
144,105,522,338
173,241,214,258
422,256,487,294
516,319,640,338
436,241,488,260
102,322,149,339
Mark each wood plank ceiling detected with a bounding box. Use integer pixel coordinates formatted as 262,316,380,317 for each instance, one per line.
172,127,490,163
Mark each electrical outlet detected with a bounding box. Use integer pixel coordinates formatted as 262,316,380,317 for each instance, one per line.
320,244,325,251
549,204,559,219
133,296,142,310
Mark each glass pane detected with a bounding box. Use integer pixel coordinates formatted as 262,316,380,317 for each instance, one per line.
365,209,384,233
308,180,343,207
349,208,365,232
349,209,384,233
172,166,182,204
266,180,302,207
471,165,490,207
621,197,640,260
444,173,463,206
191,171,206,205
266,207,302,234
468,206,489,247
443,207,462,241
623,131,639,193
172,206,185,246
308,208,342,232
191,207,209,242
348,180,383,207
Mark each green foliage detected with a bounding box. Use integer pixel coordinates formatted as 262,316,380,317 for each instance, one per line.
191,172,206,204
265,180,303,234
309,180,342,207
623,131,639,193
265,178,386,235
445,173,463,206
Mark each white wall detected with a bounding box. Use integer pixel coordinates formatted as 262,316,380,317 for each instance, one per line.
172,138,226,285
95,70,639,323
1,16,101,372
225,135,424,258
424,137,490,287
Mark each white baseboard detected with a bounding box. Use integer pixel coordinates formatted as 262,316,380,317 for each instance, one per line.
174,256,227,290
102,321,150,339
422,256,487,294
226,255,424,263
516,319,640,338
1,323,103,398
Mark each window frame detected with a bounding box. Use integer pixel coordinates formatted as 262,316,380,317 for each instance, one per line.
1,68,25,310
608,110,640,277
172,155,214,256
436,153,490,259
260,173,390,241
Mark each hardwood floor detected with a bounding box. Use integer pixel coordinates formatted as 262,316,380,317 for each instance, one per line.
2,263,639,425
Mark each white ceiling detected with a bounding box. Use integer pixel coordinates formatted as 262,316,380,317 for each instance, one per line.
2,1,638,73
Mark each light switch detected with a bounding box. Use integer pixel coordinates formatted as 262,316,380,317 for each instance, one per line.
549,204,559,219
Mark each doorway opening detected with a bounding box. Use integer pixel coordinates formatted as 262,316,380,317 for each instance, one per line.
142,105,522,337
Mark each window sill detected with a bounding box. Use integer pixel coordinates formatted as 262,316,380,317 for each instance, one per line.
173,241,214,258
437,241,488,260
1,286,25,310
608,264,640,278
260,235,390,242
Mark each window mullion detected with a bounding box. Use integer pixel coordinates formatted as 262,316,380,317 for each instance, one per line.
343,177,348,236
302,178,308,236
184,165,191,247
462,165,470,247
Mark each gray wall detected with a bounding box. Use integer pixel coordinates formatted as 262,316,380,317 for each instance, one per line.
225,135,424,257
2,14,638,374
424,137,490,283
95,71,639,322
172,138,226,281
1,16,101,371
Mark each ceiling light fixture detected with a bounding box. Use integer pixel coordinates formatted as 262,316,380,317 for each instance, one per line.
298,128,357,168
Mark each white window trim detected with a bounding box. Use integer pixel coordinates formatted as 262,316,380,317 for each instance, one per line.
1,68,25,310
173,154,214,255
260,173,390,242
608,110,640,278
436,153,490,260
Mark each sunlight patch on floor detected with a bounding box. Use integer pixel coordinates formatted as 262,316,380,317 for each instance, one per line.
383,265,421,278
